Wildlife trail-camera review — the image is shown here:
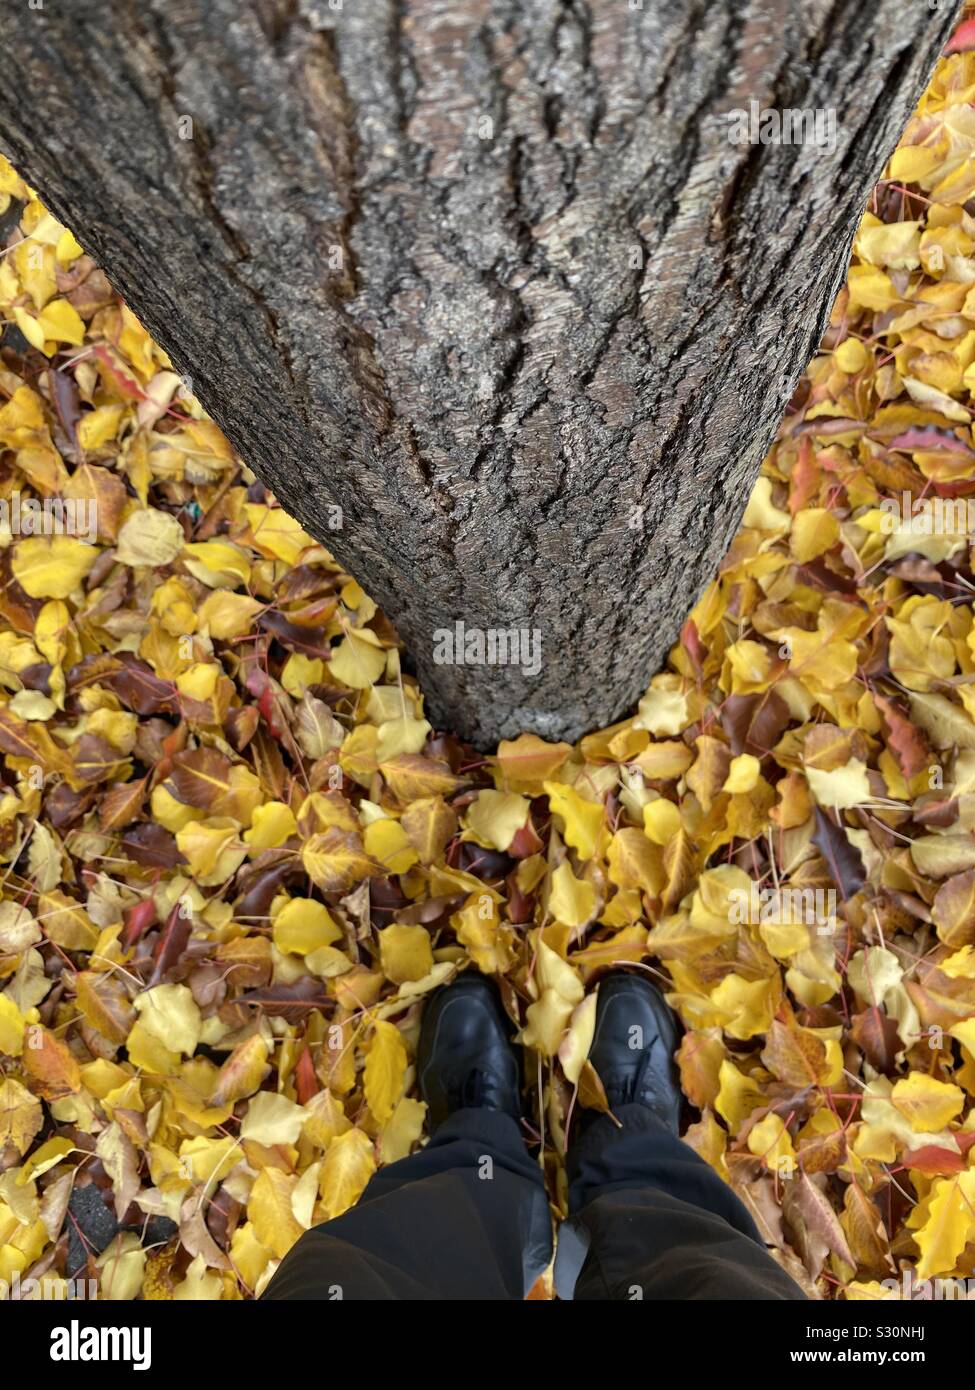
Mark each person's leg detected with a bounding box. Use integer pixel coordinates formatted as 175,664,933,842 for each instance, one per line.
262,976,552,1300
565,1104,804,1299
558,974,805,1301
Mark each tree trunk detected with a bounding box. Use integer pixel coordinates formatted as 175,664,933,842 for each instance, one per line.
0,0,958,747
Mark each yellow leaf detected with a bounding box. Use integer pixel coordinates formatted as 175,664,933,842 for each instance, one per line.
746,1113,796,1170
328,632,387,689
302,829,381,892
363,817,419,874
715,1059,764,1134
96,1232,146,1301
229,1223,271,1292
182,538,251,586
272,898,342,955
318,1128,376,1220
302,1089,353,1149
197,590,263,639
364,1020,408,1124
642,798,681,844
465,788,531,851
453,896,515,974
379,1097,427,1164
834,338,868,373
544,781,605,860
39,297,85,344
790,508,840,561
709,974,778,1041
0,994,27,1056
78,403,125,450
244,801,298,850
281,653,324,698
248,1168,304,1260
240,1091,306,1146
495,732,571,791
891,1073,965,1133
558,993,596,1084
606,827,663,894
805,759,871,809
244,503,314,564
636,683,689,736
521,988,573,1057
115,508,186,567
11,536,96,598
21,1025,82,1099
723,753,760,794
855,217,922,270
549,861,597,928
211,1035,269,1107
0,1077,43,1155
400,796,457,865
379,924,434,984
133,983,201,1056
915,1172,975,1281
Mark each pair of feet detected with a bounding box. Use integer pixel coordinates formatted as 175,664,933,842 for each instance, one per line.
417,971,681,1134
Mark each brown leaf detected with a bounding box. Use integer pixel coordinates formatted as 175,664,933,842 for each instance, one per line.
677,1031,725,1109
22,1026,82,1100
661,827,694,911
220,977,330,1029
842,1181,894,1278
686,735,731,813
720,690,790,758
761,1018,831,1088
874,693,930,779
107,656,179,715
850,1006,900,1075
931,868,975,948
812,808,866,899
99,776,147,831
786,1170,856,1274
74,970,135,1046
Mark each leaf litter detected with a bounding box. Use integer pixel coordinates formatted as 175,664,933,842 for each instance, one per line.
4,51,975,1301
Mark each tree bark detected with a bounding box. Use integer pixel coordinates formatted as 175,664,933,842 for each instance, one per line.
0,0,959,746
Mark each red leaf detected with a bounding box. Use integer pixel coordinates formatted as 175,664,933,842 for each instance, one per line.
121,898,157,949
889,426,975,456
295,1045,320,1104
509,821,543,859
91,345,145,400
902,1133,975,1176
149,902,192,986
680,616,706,675
245,668,286,739
945,17,975,53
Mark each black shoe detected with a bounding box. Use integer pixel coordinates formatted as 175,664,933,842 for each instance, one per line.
587,972,681,1132
417,974,522,1132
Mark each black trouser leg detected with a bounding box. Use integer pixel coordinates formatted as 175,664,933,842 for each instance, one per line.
262,1109,551,1300
561,1105,806,1300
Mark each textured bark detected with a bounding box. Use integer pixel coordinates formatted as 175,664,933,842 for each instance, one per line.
0,0,959,746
